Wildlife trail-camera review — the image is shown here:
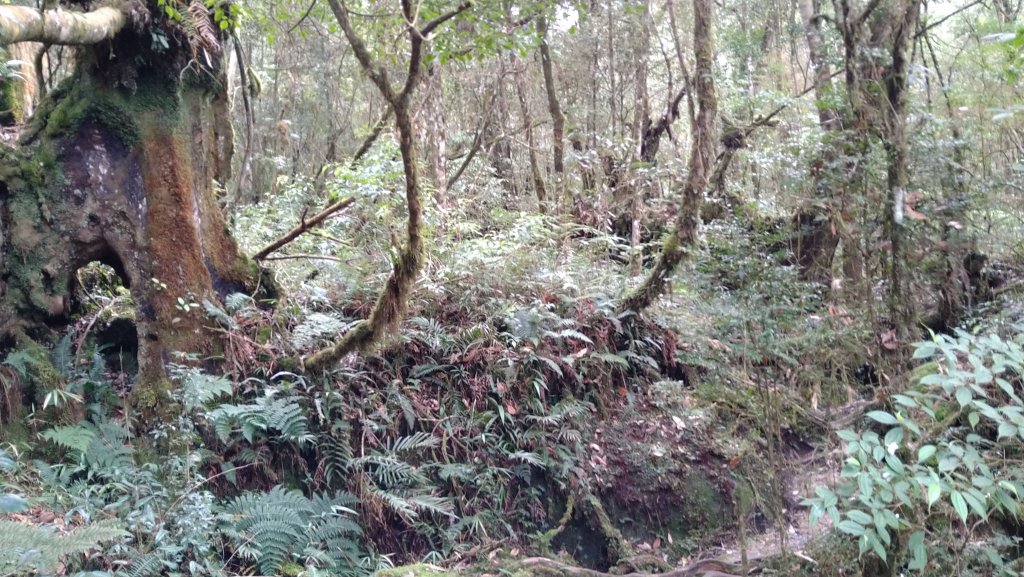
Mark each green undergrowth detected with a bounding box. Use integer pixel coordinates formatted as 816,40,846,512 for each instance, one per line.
0,150,922,576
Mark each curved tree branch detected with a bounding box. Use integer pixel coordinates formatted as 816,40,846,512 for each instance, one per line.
305,0,471,372
0,6,126,46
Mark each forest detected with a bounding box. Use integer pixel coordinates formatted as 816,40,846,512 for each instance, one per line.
0,0,1023,575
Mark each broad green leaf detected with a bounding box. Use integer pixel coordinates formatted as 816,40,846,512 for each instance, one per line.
917,444,936,463
956,386,972,407
884,427,904,446
858,473,873,500
951,490,969,523
927,482,941,506
913,341,938,359
836,429,859,442
866,411,899,426
809,504,823,528
837,519,865,536
847,509,872,525
998,422,1017,439
907,530,927,570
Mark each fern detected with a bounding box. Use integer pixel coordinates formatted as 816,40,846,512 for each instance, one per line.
320,434,354,487
201,298,238,330
221,486,363,575
291,313,349,350
39,424,96,455
38,419,135,473
0,519,126,574
116,553,164,577
168,364,233,412
209,393,314,446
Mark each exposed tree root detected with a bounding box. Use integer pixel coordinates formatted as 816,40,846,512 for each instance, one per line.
536,493,575,556
515,557,748,577
582,493,632,565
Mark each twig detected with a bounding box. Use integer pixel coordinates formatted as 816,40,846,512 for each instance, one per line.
286,0,318,34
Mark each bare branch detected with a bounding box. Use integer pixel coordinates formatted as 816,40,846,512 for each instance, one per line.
421,1,473,37
324,0,396,102
253,197,355,261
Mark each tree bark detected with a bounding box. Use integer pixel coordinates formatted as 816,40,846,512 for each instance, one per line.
881,0,922,335
485,56,515,197
537,16,565,206
1,42,41,124
0,4,266,411
420,63,448,205
618,0,717,313
792,0,842,285
513,56,548,213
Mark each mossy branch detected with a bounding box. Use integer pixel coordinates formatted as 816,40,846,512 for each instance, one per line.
0,5,126,46
536,493,575,556
305,0,470,372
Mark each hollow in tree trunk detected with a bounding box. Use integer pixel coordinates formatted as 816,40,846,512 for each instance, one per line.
0,3,268,414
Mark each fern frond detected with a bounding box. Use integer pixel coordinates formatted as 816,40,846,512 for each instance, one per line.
388,431,439,453
39,424,96,456
0,519,126,574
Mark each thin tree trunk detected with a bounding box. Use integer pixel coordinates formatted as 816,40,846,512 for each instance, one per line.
514,57,548,213
792,0,842,285
421,63,448,205
619,0,717,313
307,0,470,371
883,0,923,336
486,56,515,197
537,16,565,209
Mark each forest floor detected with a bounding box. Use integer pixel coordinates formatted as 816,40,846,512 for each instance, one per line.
717,452,836,566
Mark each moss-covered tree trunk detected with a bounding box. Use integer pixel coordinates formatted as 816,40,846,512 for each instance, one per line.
617,0,717,314
0,3,263,411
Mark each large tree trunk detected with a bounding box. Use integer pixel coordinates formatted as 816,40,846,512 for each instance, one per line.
0,4,266,410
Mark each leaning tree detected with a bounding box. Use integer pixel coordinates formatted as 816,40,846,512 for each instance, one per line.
0,1,268,408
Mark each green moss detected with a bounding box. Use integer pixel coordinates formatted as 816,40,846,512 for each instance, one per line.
909,361,940,386
673,473,730,538
129,377,178,423
375,564,451,577
11,332,64,405
44,91,141,148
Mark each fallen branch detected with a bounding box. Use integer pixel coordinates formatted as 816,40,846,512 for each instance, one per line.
253,197,355,261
